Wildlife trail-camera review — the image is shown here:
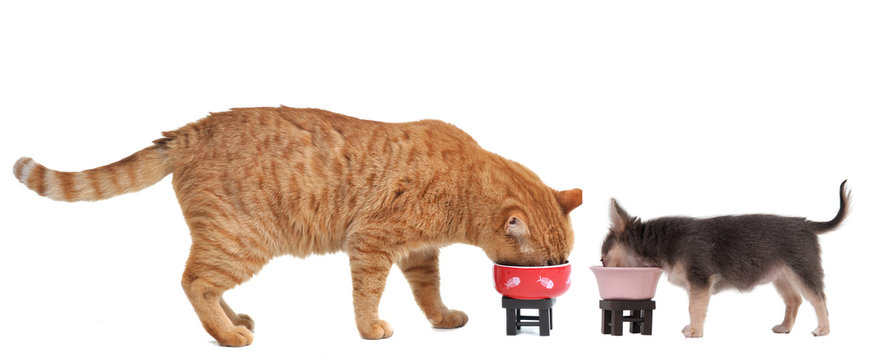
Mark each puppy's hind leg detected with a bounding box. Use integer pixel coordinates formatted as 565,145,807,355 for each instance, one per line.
806,294,830,336
772,276,801,334
791,273,829,336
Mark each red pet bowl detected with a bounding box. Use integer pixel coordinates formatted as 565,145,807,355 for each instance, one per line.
493,263,571,300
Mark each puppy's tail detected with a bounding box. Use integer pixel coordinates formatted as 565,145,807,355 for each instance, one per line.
809,179,851,234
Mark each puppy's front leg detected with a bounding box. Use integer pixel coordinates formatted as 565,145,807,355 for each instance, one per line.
683,283,712,338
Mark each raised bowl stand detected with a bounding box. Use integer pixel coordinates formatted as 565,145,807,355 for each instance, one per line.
599,299,655,336
502,296,555,336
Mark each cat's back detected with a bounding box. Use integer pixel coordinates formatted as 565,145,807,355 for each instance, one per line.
168,106,476,156
167,107,366,154
165,107,486,255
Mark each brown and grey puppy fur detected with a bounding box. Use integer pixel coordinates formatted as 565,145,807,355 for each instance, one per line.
601,180,850,338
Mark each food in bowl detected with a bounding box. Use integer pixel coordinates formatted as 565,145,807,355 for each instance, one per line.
589,266,663,300
493,262,571,300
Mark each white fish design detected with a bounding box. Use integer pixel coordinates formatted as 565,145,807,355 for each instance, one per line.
505,277,521,289
537,276,554,289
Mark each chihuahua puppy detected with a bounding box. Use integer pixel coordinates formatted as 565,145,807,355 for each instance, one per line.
601,181,850,338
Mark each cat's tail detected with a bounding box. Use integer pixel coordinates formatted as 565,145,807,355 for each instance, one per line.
809,179,851,234
12,141,174,202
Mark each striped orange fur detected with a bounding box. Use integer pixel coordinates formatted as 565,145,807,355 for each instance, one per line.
13,106,582,346
14,146,172,202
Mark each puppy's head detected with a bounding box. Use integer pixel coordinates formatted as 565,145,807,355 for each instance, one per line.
600,198,655,267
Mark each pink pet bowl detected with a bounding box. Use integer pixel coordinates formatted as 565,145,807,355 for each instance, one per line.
493,263,571,300
589,266,664,300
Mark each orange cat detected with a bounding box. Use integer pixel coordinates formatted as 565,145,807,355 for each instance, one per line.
13,106,582,346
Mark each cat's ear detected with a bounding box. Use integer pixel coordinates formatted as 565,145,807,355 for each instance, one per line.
609,198,633,232
504,213,530,239
505,213,533,252
555,189,583,214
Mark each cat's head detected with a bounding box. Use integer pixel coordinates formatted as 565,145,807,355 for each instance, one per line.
600,198,656,267
481,188,582,266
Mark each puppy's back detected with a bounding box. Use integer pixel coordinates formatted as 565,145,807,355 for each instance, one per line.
682,214,821,291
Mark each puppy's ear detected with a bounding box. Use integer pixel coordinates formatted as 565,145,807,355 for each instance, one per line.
609,198,633,232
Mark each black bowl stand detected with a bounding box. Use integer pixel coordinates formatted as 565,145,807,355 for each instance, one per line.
502,296,555,336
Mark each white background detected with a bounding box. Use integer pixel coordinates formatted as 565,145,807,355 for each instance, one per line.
1,1,867,359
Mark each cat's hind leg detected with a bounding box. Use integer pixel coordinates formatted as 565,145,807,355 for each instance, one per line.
398,248,468,329
220,297,255,331
180,223,269,346
182,271,253,346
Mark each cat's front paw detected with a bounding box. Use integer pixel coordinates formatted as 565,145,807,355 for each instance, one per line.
430,309,468,329
358,320,394,340
682,325,704,338
216,325,254,347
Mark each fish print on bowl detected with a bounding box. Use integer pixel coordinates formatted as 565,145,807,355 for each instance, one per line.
493,263,571,300
537,276,554,289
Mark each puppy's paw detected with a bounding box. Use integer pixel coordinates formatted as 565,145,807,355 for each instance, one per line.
682,325,704,338
430,309,468,329
812,326,830,336
772,324,791,334
358,320,394,340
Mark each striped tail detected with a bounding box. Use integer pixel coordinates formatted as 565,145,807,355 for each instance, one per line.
13,144,173,202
